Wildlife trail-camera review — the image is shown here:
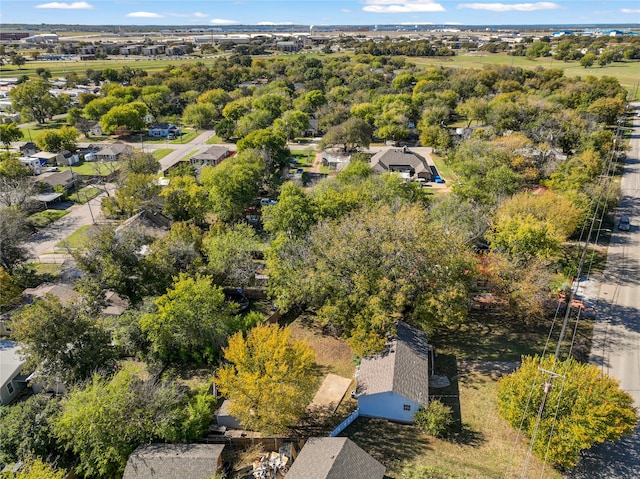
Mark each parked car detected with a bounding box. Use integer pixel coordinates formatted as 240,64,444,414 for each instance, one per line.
433,175,445,184
619,217,631,231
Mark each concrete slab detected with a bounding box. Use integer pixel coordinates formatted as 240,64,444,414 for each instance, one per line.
308,373,352,414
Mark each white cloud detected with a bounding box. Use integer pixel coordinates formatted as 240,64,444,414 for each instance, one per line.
126,11,164,18
363,0,446,13
35,2,93,9
457,2,560,12
399,21,434,24
169,12,209,18
210,18,240,24
621,8,640,14
341,9,352,13
257,21,295,25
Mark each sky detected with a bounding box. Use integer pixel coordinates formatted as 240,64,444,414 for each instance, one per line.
1,1,639,27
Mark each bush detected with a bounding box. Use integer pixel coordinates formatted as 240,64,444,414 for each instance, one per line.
414,399,453,437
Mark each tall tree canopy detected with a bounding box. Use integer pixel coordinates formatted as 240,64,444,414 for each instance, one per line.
216,324,316,434
497,355,637,470
9,78,58,124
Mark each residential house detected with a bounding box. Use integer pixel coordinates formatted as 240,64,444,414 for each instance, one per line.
19,142,39,156
189,145,231,167
35,170,76,192
0,340,27,406
370,147,432,180
55,150,80,167
122,443,225,479
321,152,350,171
86,121,103,137
355,321,433,423
286,437,385,479
91,143,132,162
23,283,128,317
148,123,181,138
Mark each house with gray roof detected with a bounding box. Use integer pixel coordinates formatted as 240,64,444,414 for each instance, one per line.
122,443,225,479
370,147,431,180
354,321,432,423
189,145,231,167
0,340,27,406
286,437,385,479
90,143,132,162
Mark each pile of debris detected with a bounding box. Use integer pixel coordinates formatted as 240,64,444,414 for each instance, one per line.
251,451,289,478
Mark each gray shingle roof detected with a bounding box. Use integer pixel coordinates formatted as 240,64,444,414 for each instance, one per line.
122,443,225,479
190,146,230,164
356,321,430,405
370,148,430,177
286,437,385,479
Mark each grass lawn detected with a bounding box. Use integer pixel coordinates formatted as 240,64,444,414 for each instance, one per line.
205,135,224,144
171,129,200,144
430,151,456,182
19,121,68,141
73,186,102,204
28,209,69,228
56,224,97,250
342,366,562,479
290,149,315,168
182,149,199,161
62,160,119,176
151,148,173,160
410,54,640,101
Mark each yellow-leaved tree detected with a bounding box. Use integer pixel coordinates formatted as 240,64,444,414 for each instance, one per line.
216,324,316,434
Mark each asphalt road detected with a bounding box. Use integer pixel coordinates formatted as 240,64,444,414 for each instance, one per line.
567,103,640,478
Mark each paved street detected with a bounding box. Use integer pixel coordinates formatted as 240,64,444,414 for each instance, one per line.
568,103,640,478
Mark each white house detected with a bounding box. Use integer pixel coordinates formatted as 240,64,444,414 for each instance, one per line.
148,123,181,138
0,340,26,406
355,321,432,423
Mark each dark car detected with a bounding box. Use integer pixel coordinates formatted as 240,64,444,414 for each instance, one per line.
619,217,631,231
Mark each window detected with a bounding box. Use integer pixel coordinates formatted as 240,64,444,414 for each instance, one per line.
403,404,411,411
7,382,14,395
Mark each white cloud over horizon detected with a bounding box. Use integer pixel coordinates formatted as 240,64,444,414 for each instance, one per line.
169,12,209,18
210,18,240,24
35,2,93,9
621,8,640,13
363,0,446,13
257,21,295,25
126,11,164,18
457,2,560,12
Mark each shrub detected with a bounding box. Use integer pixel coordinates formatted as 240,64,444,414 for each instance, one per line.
414,399,453,437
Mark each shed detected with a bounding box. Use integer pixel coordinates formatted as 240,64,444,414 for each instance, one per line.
122,443,225,479
355,321,432,423
286,437,385,479
0,340,26,406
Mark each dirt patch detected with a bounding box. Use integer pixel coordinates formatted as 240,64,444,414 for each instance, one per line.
308,373,352,414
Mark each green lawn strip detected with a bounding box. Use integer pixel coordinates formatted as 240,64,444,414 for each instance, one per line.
430,152,455,181
28,209,69,228
151,148,173,160
290,149,315,168
170,129,200,144
61,161,119,176
73,186,102,204
205,135,224,145
181,149,199,162
19,121,68,141
56,224,96,250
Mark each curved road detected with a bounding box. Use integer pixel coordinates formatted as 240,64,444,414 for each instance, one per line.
568,103,640,478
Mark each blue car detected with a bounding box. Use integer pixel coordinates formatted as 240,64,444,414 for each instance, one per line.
434,175,445,184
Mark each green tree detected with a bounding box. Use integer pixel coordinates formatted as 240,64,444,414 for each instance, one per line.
580,53,597,68
9,78,58,124
273,110,310,141
319,117,373,152
0,395,62,465
414,399,453,437
262,182,316,239
83,96,122,121
497,355,637,469
0,207,32,272
236,128,289,185
267,204,475,355
99,102,148,135
0,123,23,149
34,126,80,153
203,223,262,286
0,155,39,208
160,175,209,223
139,273,237,364
0,266,22,311
9,295,116,385
2,457,66,479
216,324,316,434
200,151,265,222
53,365,214,479
182,102,218,129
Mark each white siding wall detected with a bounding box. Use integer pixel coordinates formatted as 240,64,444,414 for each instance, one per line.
358,391,422,423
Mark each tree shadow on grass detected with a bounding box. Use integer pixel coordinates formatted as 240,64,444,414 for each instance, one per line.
341,417,434,473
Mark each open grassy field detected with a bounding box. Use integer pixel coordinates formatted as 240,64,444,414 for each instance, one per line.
411,53,640,100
